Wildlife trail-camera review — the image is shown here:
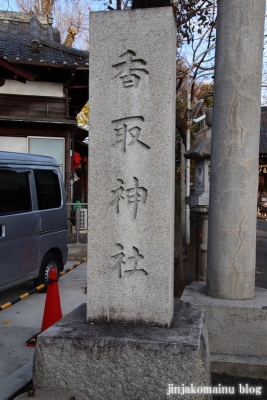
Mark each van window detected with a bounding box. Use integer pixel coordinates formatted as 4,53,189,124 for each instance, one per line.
0,169,31,215
34,169,61,210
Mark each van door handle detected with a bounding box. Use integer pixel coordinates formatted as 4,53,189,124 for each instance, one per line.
0,225,5,238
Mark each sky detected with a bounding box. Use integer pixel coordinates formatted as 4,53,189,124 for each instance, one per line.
0,0,105,13
1,0,18,11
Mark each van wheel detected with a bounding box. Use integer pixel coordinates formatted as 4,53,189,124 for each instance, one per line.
35,253,60,292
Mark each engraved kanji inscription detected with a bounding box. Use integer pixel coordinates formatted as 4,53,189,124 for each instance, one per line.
124,246,148,276
112,50,149,88
112,116,150,153
126,177,147,219
109,177,147,219
111,243,125,278
109,179,124,214
111,244,147,278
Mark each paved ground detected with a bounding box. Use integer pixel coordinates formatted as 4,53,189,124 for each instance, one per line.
0,259,87,400
1,219,267,399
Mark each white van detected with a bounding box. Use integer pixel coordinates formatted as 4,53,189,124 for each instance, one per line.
0,151,68,292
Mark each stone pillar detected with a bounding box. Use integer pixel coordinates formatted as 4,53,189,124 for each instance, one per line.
33,10,212,396
206,0,266,299
87,8,176,327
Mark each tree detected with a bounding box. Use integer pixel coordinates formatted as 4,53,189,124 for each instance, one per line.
174,0,217,45
260,14,267,105
176,42,215,145
78,102,89,131
105,0,217,43
174,9,216,295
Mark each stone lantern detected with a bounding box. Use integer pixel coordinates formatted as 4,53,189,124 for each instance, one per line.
184,108,212,281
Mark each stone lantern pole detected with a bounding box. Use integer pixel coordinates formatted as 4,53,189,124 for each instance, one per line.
185,109,212,281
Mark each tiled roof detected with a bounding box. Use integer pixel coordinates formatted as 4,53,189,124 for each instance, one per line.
184,138,211,159
0,11,88,67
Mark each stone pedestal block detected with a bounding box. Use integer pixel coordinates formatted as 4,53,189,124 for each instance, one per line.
181,282,267,379
33,303,211,400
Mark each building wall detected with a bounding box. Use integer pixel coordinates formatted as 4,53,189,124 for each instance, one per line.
0,80,64,97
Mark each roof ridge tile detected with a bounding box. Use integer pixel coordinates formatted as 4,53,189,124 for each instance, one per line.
0,11,89,67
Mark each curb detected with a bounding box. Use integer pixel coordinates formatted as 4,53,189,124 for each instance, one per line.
0,361,32,400
67,244,87,261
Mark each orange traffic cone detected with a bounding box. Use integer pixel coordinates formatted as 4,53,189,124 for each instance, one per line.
40,267,62,332
26,268,62,347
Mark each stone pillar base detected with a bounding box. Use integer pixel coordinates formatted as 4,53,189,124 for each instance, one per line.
181,282,267,379
33,303,211,400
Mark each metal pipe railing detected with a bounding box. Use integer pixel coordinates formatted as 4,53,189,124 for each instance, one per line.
67,203,88,244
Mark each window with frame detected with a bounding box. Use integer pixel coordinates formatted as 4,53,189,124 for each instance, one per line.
0,169,31,215
34,169,61,210
28,137,65,180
